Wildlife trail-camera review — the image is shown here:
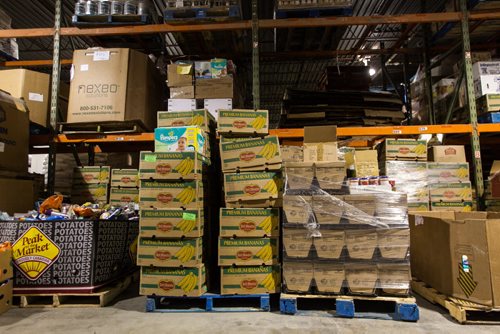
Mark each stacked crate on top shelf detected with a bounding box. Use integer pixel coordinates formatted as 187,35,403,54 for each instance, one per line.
217,109,282,295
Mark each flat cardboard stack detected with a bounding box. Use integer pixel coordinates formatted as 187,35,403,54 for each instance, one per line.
109,169,139,206
282,126,410,296
0,246,13,315
71,166,110,204
217,109,281,295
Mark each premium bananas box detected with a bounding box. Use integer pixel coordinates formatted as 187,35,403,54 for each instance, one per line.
109,188,139,205
154,126,207,156
429,182,473,202
220,208,280,237
382,138,427,160
220,136,282,172
431,201,473,212
218,238,279,266
73,166,110,184
140,209,204,238
220,265,280,295
408,201,431,212
139,265,206,297
139,152,207,180
427,162,470,182
224,172,281,203
137,237,203,267
71,183,108,204
226,198,283,209
111,169,139,188
157,109,215,132
217,109,269,135
139,180,204,209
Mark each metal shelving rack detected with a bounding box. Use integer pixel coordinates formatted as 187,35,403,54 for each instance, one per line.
1,2,500,207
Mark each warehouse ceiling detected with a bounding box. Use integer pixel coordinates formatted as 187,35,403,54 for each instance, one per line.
1,0,499,127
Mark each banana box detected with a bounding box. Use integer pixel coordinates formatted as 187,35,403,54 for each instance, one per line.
140,209,204,238
383,138,427,160
220,136,282,172
109,188,139,205
431,201,473,212
110,169,139,188
71,183,108,204
154,126,207,156
157,109,215,133
226,198,283,209
220,208,280,237
137,237,203,267
408,201,431,212
218,238,279,266
139,265,206,297
139,180,204,209
429,182,473,202
139,152,207,181
427,162,470,182
217,109,269,136
224,172,281,203
220,265,280,295
73,166,110,184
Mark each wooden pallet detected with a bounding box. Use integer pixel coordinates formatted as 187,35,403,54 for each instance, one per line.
13,274,134,308
411,279,500,324
58,120,149,134
280,293,419,322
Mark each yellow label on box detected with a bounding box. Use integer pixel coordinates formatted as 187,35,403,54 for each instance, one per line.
137,238,203,267
218,238,279,266
220,208,280,237
218,109,269,135
220,136,281,172
220,265,280,295
140,265,206,297
139,180,203,209
140,209,204,238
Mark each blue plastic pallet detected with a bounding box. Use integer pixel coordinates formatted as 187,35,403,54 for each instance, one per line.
146,293,271,313
275,7,352,19
280,294,419,322
164,5,241,21
479,112,500,124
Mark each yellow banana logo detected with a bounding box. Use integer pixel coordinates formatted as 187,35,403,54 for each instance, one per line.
176,157,195,176
258,142,277,160
177,272,198,293
263,180,278,195
258,216,274,234
176,219,196,233
176,187,196,205
250,115,266,130
255,244,273,262
174,244,196,263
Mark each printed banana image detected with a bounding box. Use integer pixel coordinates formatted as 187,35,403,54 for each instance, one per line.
459,188,472,199
457,167,468,178
463,205,472,212
176,187,196,205
94,187,107,197
250,115,266,130
416,188,428,198
255,244,273,262
175,244,195,263
176,219,196,233
260,273,276,291
414,144,427,155
188,115,204,127
98,170,109,181
263,180,278,195
258,216,273,234
258,142,277,160
177,272,198,293
176,157,195,176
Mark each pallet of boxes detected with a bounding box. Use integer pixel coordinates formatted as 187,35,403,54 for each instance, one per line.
218,109,281,296
280,127,418,321
138,110,216,300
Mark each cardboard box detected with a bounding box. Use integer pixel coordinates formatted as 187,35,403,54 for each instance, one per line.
167,64,193,87
0,280,12,315
0,69,50,127
168,99,198,112
383,138,427,160
220,266,280,295
224,172,281,203
474,75,500,97
218,238,279,266
73,166,111,184
283,195,312,224
430,146,467,163
314,230,345,260
281,145,304,163
137,237,203,267
68,48,163,129
282,227,312,258
0,91,29,173
195,77,233,99
220,208,280,238
427,162,469,182
303,125,338,162
312,194,343,225
0,178,34,215
71,183,108,204
0,249,13,282
139,180,203,209
139,152,207,181
314,263,345,294
430,182,472,202
350,150,379,177
111,169,138,188
345,229,377,260
204,98,232,119
377,228,410,260
169,85,195,99
345,264,378,295
139,209,204,238
109,187,139,205
431,201,473,212
477,94,500,114
343,195,376,223
220,136,282,173
139,265,206,297
408,201,431,212
377,263,411,295
283,261,313,293
315,162,346,189
410,211,500,306
218,109,269,136
225,198,283,209
154,126,207,156
284,162,314,190
157,110,215,133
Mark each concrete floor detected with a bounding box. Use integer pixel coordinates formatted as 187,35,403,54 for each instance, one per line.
0,283,498,334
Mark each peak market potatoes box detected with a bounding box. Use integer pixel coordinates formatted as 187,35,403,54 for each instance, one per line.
68,48,163,130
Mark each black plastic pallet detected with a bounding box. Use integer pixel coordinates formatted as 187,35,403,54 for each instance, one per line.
72,14,150,27
275,7,352,19
164,5,240,21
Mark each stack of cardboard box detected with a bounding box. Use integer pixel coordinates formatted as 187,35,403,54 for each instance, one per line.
282,126,411,296
109,169,140,206
71,166,110,204
0,245,12,316
138,112,216,297
217,109,282,295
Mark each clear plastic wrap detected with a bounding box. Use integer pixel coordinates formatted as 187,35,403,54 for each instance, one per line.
282,162,410,296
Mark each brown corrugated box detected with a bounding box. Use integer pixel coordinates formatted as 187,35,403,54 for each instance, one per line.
167,64,193,87
303,125,338,162
195,77,233,99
